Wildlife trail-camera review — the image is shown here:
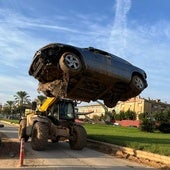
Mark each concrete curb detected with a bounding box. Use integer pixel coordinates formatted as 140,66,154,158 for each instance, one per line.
87,139,170,169
0,120,19,127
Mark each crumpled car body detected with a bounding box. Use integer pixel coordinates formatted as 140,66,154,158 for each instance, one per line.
29,43,147,108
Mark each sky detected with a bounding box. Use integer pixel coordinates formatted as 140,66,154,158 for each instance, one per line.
0,0,170,105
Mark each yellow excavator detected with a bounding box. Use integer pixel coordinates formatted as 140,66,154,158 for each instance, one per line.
18,97,87,151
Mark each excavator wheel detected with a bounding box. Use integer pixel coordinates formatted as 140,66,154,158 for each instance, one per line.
18,119,29,142
31,122,49,151
69,125,87,150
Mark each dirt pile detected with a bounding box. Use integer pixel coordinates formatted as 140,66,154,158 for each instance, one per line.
0,133,20,159
38,72,69,98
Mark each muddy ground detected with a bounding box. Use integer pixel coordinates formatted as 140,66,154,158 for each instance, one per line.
0,133,20,158
0,132,42,168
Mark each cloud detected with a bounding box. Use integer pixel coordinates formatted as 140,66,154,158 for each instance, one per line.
106,0,170,103
0,13,43,67
0,1,170,105
113,0,131,29
108,0,131,57
0,75,38,104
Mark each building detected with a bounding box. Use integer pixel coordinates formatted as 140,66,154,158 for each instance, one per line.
115,96,170,119
77,104,105,119
78,96,170,120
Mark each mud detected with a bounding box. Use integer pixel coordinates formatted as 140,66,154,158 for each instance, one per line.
38,72,69,98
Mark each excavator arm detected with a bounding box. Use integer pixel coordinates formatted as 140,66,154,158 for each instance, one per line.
38,97,58,112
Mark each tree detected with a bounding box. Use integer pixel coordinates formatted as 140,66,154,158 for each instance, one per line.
3,101,15,117
5,101,15,113
14,91,30,105
153,109,170,133
139,112,155,132
14,91,31,117
153,109,170,124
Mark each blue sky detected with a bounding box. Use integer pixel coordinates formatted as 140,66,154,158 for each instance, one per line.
0,0,170,105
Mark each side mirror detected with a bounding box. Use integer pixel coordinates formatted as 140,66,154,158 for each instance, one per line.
32,101,37,111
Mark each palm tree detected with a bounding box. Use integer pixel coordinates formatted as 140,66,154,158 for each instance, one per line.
14,91,30,105
5,101,15,109
14,91,30,117
5,100,15,116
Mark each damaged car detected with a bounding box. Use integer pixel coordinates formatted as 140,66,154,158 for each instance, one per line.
29,43,147,108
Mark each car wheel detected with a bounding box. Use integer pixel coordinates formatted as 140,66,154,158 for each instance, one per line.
59,52,82,73
0,124,4,128
130,75,145,93
104,98,117,108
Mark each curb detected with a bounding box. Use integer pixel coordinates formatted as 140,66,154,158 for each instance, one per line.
0,120,19,127
87,139,170,169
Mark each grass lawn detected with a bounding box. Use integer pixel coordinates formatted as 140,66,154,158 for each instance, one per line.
0,118,19,124
1,118,169,156
84,123,170,156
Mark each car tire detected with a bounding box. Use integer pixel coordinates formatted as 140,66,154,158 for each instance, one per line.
104,98,117,108
130,75,145,93
59,52,82,73
0,124,4,128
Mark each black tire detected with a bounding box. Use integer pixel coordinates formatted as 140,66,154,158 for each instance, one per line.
130,75,145,93
59,52,82,73
18,119,29,142
69,125,87,150
31,122,49,151
0,124,4,128
104,98,117,108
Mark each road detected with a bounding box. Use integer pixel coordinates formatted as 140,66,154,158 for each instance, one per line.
0,121,155,170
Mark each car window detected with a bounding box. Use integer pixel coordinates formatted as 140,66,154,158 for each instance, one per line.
86,47,132,65
111,54,132,65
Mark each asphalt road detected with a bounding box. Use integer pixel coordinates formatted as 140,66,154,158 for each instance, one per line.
0,121,155,170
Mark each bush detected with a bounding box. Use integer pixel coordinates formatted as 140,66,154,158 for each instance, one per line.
125,110,136,120
158,123,170,133
152,110,170,123
115,113,121,120
119,111,126,120
140,118,155,132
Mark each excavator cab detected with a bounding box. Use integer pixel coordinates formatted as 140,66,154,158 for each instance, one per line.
48,99,75,121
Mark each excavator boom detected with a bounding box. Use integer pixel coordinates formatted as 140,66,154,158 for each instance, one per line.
39,97,57,112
